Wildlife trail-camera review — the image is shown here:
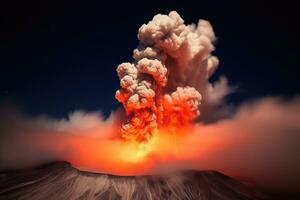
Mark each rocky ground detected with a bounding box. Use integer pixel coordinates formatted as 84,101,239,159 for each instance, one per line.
0,162,295,200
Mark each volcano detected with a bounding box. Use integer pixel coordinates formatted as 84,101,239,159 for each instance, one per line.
0,162,269,200
1,9,300,200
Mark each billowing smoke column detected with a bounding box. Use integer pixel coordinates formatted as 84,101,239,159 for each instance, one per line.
1,11,300,192
115,11,220,142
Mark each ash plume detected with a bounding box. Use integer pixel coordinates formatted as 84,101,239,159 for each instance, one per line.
115,11,230,142
0,11,300,194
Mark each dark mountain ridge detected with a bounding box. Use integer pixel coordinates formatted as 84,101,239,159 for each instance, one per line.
0,161,293,200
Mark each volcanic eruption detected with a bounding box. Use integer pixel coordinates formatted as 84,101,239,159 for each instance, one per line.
115,11,220,142
1,11,300,200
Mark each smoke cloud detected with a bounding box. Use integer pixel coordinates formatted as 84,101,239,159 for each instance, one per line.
115,11,231,142
0,11,299,193
1,97,300,192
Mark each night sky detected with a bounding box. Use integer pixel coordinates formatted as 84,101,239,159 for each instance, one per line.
1,0,299,118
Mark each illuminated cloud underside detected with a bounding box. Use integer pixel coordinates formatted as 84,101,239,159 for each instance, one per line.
0,11,300,193
115,11,226,142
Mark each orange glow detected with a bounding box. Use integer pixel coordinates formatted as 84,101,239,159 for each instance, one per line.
22,124,223,176
76,126,222,175
118,93,202,143
6,96,300,192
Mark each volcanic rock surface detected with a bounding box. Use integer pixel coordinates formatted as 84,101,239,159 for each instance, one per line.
0,162,270,200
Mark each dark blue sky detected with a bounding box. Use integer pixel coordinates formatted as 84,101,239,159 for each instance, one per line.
1,0,299,118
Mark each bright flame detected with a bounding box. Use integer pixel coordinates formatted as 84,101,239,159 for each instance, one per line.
64,124,220,175
119,138,154,163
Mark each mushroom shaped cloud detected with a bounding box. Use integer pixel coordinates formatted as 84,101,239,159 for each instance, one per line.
115,11,229,142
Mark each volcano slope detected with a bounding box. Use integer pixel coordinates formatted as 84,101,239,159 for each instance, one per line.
0,162,270,200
